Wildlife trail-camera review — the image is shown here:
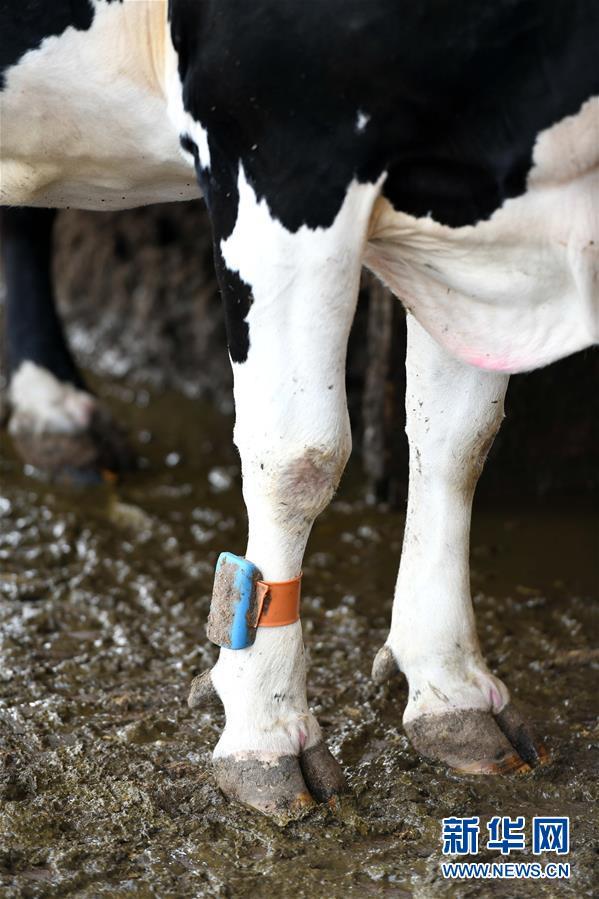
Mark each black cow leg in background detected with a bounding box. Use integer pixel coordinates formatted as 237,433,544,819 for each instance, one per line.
3,208,83,386
1,206,134,482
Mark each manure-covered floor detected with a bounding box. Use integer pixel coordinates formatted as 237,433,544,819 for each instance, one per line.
1,381,597,898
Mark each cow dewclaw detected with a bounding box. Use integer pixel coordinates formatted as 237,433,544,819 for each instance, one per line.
187,669,220,710
371,645,401,685
298,742,348,804
494,704,551,769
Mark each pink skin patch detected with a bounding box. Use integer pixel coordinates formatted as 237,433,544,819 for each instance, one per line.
433,330,521,372
298,729,307,751
489,686,503,712
462,353,515,372
436,330,525,372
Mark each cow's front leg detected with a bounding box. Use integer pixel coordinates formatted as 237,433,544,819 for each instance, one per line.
193,169,380,816
374,316,548,774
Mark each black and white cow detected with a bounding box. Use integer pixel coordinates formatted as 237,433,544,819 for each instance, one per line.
1,0,597,817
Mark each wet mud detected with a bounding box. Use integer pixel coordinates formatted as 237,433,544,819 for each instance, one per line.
0,379,597,897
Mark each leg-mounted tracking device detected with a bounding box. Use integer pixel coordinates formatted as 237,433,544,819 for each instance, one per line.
206,551,301,649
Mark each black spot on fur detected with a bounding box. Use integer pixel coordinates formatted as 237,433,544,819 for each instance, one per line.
170,0,598,229
179,134,199,165
180,132,251,358
0,0,120,91
213,246,253,364
0,2,91,88
168,0,599,364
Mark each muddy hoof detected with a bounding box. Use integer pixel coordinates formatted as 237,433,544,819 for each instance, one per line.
494,703,550,768
9,404,135,484
213,741,346,819
300,742,347,803
213,754,315,820
404,708,536,775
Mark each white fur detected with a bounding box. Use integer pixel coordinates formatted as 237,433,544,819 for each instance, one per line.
9,362,96,434
212,622,320,758
0,0,199,210
212,169,382,757
365,98,599,373
386,318,510,723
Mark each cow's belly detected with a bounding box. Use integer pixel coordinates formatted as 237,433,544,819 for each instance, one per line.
0,156,200,211
365,100,599,373
0,0,199,210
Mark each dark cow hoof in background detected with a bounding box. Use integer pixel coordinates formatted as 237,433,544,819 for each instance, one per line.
404,705,549,775
213,743,347,821
9,401,136,485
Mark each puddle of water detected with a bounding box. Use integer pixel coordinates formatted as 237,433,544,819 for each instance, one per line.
0,379,597,897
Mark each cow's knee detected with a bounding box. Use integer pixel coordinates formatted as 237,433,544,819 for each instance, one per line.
240,437,351,524
274,443,350,516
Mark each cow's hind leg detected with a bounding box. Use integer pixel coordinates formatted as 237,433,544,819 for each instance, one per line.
374,316,548,773
192,169,381,817
1,207,133,482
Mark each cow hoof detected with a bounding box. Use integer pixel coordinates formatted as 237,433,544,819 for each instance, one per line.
214,742,347,819
213,754,316,820
299,741,348,804
9,402,135,484
494,703,551,768
404,706,548,775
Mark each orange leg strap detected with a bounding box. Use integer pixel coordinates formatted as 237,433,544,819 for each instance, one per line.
256,575,302,627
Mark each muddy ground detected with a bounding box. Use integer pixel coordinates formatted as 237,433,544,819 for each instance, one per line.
0,378,597,898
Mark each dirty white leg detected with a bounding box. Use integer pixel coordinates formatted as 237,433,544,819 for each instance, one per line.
375,316,548,772
196,171,381,814
390,316,509,717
